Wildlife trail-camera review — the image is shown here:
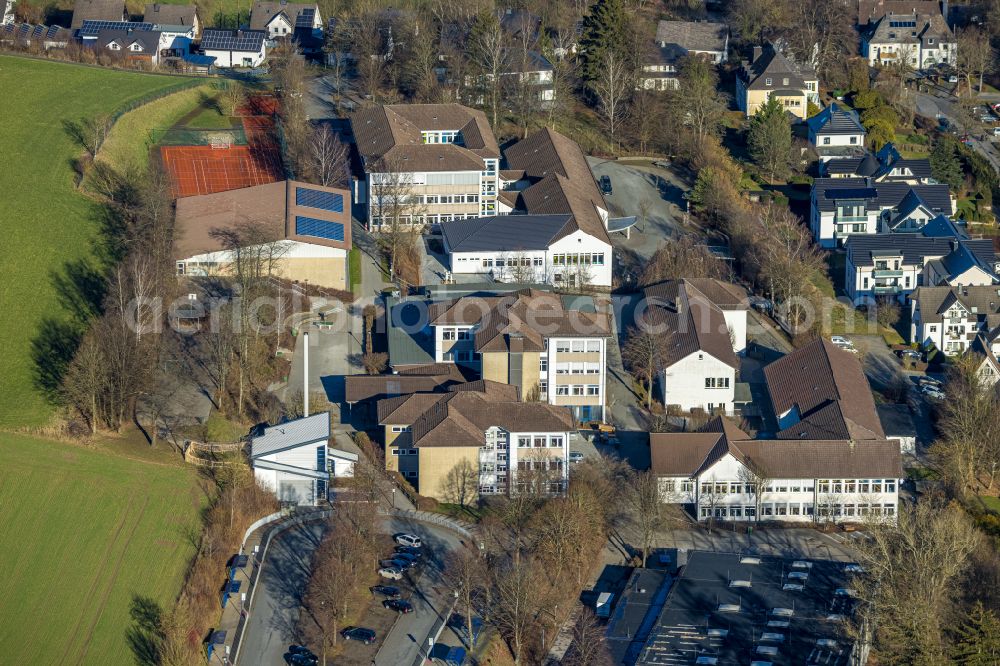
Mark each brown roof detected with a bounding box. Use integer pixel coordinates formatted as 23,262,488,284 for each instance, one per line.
650,416,901,478
504,128,610,244
71,0,126,28
655,20,728,52
641,280,746,369
345,367,469,404
764,338,885,440
173,180,351,259
249,1,316,29
377,393,445,425
143,3,198,27
350,104,499,172
856,0,942,25
428,289,612,351
448,379,520,401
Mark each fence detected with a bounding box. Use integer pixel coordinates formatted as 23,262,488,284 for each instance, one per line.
150,126,249,146
108,79,205,124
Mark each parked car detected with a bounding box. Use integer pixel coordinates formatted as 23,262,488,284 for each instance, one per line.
378,566,404,580
371,585,401,599
383,599,414,614
288,654,317,666
830,336,854,348
920,384,945,400
395,534,422,548
341,627,377,645
599,175,613,195
393,552,420,564
394,545,423,557
918,376,942,387
569,451,585,464
948,74,959,84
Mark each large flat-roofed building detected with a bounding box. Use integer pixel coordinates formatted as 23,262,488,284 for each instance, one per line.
350,103,501,228
174,179,352,290
636,551,871,665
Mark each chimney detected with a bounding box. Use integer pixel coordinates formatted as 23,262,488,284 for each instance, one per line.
303,331,310,417
752,45,762,63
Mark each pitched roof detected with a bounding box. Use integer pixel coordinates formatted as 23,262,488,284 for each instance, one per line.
913,285,1000,324
813,177,952,214
807,103,866,137
857,0,942,26
250,413,329,457
865,11,952,45
344,364,472,403
94,27,162,52
350,103,500,172
200,28,267,52
0,23,73,44
654,20,728,52
845,233,960,267
640,280,747,369
764,338,885,440
143,3,197,27
876,403,917,439
440,214,572,252
249,1,316,30
738,42,816,91
71,0,126,29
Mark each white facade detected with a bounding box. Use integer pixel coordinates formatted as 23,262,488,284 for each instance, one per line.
253,441,329,505
479,427,570,495
658,453,900,524
811,204,880,249
863,37,956,69
365,165,500,227
811,131,865,156
846,253,920,304
203,41,266,67
541,336,607,423
662,351,736,414
912,299,982,354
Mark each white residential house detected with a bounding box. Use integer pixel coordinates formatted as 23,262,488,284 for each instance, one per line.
639,20,728,91
249,0,321,39
3,0,15,24
862,12,956,69
651,418,902,524
640,279,748,415
199,29,267,68
911,285,1000,354
806,103,866,161
250,413,358,506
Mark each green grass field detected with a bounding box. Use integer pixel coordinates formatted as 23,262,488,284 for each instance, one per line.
0,432,203,665
0,56,193,427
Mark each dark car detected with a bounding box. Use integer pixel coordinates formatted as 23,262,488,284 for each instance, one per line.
394,545,422,557
371,585,401,599
383,599,414,614
341,627,377,645
393,552,420,564
599,175,613,195
288,645,314,656
288,654,317,666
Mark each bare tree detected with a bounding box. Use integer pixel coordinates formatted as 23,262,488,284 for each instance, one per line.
445,548,488,648
589,49,632,147
217,80,246,116
628,470,666,567
737,461,770,524
565,608,613,666
306,124,350,187
442,458,480,509
491,558,547,665
61,330,107,434
622,326,665,409
468,10,510,128
957,26,995,94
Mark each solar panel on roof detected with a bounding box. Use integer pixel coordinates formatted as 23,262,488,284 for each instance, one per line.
826,188,877,200
295,7,315,27
889,20,917,28
295,216,345,242
79,20,153,37
295,187,344,213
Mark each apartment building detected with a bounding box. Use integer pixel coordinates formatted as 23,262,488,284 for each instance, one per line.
844,232,998,304
821,143,933,183
862,11,956,69
810,177,954,247
377,381,573,499
911,285,1000,354
387,285,612,422
350,103,501,228
806,103,866,161
735,42,818,119
639,279,748,414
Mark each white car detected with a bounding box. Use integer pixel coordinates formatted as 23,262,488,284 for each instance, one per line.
569,451,585,464
394,534,422,548
830,336,854,347
378,567,403,580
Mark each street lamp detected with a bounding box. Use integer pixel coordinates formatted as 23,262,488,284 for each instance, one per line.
391,487,396,509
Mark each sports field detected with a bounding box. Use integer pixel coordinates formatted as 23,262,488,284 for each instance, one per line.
0,432,203,665
0,56,193,427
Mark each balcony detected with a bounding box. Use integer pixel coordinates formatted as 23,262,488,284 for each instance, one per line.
873,269,904,278
873,285,900,295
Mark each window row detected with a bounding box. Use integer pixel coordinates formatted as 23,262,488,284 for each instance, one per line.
516,435,564,448
552,253,605,266
554,362,601,375
817,479,897,494
481,256,544,268
441,327,471,341
554,340,602,353
390,448,418,455
817,503,896,517
554,384,600,397
390,426,412,433
705,377,730,389
422,193,479,205
517,460,564,471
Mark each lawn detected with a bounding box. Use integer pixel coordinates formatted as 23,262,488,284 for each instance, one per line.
0,431,203,665
0,55,193,427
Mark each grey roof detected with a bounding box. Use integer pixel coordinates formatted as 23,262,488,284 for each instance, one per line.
94,27,161,52
637,551,863,665
441,214,572,252
877,403,916,439
940,241,999,280
252,458,328,480
200,28,266,52
655,20,728,51
143,3,197,27
813,177,952,214
844,233,973,268
250,413,330,458
865,11,953,46
738,41,816,91
71,0,126,29
913,285,1000,325
919,214,962,238
807,103,866,136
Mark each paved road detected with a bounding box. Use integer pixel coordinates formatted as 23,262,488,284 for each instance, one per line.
238,516,467,666
915,90,1000,174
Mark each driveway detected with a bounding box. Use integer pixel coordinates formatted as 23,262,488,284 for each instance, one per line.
238,515,469,666
639,526,860,562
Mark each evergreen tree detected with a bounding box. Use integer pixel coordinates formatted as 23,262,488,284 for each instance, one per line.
951,603,1000,665
748,98,791,182
859,102,898,150
930,139,965,190
578,0,633,82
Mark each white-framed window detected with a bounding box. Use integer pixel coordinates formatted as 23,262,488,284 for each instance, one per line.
539,358,548,372
556,385,569,396
539,380,547,396
556,341,570,353
586,385,600,396
586,340,601,352
390,448,399,455
571,385,584,396
390,426,411,433
571,341,585,352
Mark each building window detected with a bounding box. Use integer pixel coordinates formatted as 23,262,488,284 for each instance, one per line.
823,137,831,145
765,77,772,86
556,342,570,353
518,436,531,448
571,385,584,396
571,341,585,352
540,358,548,372
586,385,600,396
556,386,569,396
586,340,601,353
539,380,547,396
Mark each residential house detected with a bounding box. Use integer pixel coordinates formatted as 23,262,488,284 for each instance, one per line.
386,284,613,422
92,27,165,65
856,0,945,28
806,103,867,161
862,12,956,69
821,143,933,183
199,29,267,67
639,20,728,90
970,333,1000,389
3,0,14,25
344,363,475,423
735,42,819,119
249,0,321,39
911,285,1000,354
251,413,358,506
442,127,614,288
143,3,199,38
501,50,555,103
377,380,573,498
810,177,954,247
877,403,917,455
70,0,126,30
173,180,352,290
79,19,193,57
844,231,997,304
639,279,748,415
651,416,901,523
350,103,501,228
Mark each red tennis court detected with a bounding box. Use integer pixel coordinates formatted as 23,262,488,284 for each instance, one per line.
161,95,284,198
